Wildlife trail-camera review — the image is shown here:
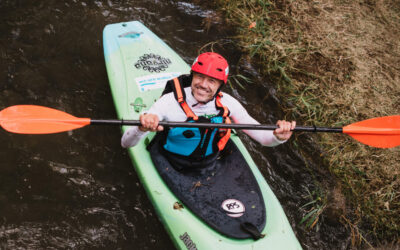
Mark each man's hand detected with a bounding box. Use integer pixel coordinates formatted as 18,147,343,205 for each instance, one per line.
273,120,296,141
139,114,164,132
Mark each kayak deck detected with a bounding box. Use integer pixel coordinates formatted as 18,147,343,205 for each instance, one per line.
149,137,266,239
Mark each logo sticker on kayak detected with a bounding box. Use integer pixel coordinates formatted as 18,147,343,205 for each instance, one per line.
221,199,245,218
135,72,181,92
118,31,143,39
134,53,172,73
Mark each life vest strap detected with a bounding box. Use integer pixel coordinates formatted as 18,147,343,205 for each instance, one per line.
173,78,184,103
217,116,231,151
215,92,231,151
216,93,230,118
173,78,198,120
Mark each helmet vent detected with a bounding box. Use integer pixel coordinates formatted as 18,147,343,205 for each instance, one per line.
198,61,203,66
216,68,223,72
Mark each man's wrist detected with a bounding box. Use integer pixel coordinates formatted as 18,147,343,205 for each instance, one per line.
274,133,287,142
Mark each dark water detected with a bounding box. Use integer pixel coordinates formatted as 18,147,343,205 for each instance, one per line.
0,0,349,249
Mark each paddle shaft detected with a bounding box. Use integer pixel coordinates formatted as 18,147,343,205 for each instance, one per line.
90,119,343,133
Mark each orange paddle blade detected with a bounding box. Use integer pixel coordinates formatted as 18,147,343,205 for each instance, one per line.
343,115,400,148
0,105,91,134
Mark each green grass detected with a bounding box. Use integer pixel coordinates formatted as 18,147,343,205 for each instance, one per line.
299,186,327,231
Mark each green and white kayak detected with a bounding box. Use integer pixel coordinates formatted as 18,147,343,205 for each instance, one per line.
103,20,302,250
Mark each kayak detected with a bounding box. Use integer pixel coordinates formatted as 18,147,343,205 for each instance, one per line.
103,20,302,249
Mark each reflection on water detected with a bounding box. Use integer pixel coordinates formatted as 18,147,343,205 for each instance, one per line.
0,0,347,249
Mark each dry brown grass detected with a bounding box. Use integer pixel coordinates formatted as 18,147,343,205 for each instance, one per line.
287,0,400,242
214,0,400,246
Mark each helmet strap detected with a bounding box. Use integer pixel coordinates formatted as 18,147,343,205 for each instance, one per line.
213,84,224,99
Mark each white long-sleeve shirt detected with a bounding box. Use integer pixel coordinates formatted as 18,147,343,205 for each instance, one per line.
121,87,285,148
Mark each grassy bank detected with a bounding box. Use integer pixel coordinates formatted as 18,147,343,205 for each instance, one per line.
212,0,400,247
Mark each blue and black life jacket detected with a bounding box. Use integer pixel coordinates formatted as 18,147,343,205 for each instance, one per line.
161,75,231,161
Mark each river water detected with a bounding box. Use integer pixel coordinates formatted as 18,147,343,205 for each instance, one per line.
0,0,348,249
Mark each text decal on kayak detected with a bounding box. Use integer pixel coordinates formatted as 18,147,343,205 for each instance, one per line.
221,199,245,218
179,232,198,250
134,53,172,73
118,31,143,39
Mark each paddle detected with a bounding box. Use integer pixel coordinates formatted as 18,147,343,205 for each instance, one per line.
0,105,399,148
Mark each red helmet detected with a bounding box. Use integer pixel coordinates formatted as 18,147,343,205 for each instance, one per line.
191,52,229,83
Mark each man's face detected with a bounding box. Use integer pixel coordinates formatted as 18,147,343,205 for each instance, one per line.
191,72,223,103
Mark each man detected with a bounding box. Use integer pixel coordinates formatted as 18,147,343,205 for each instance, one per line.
122,52,295,167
